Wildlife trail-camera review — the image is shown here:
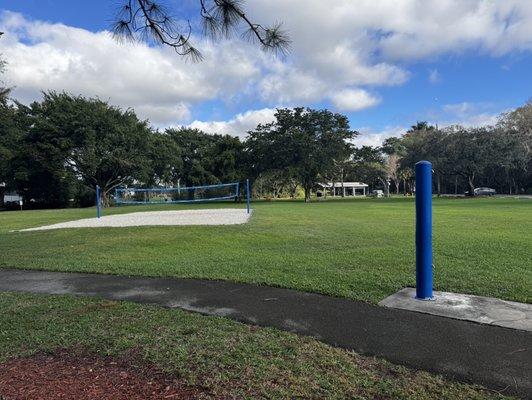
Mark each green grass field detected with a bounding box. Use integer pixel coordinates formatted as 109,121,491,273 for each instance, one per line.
1,197,529,397
0,197,530,303
0,292,512,399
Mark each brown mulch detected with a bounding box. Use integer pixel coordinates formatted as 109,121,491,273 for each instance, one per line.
0,350,209,400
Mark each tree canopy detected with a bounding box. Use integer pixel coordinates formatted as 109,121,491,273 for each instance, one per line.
166,127,245,186
247,108,357,201
0,90,530,208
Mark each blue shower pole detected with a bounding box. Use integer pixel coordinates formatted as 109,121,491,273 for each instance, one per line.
415,160,433,300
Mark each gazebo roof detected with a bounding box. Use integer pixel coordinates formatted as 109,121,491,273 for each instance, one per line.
319,182,368,188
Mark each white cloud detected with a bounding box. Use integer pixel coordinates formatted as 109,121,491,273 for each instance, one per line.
353,99,506,148
0,11,262,126
255,1,532,53
440,101,502,127
457,113,500,127
443,102,475,115
354,126,406,147
215,0,532,108
441,112,500,128
188,108,277,138
331,89,381,111
135,103,191,126
352,108,501,148
428,69,441,84
1,1,532,128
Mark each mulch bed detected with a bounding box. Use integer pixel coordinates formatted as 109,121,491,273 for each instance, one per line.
0,350,208,399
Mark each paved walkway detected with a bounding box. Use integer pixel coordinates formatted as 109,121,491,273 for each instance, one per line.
1,268,530,398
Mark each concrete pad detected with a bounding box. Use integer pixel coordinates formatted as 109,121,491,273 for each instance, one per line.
379,288,532,332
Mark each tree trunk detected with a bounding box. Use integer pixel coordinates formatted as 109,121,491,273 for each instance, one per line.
467,175,475,197
341,168,345,198
101,189,110,207
380,178,390,197
304,186,311,202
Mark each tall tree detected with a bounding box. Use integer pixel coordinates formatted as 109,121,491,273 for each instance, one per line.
9,100,77,207
398,167,413,195
381,136,406,157
0,51,14,192
497,101,532,193
352,146,388,195
381,137,406,194
247,108,356,201
25,92,154,204
400,122,449,195
167,127,244,186
384,153,400,195
0,89,19,189
146,132,183,187
443,127,494,196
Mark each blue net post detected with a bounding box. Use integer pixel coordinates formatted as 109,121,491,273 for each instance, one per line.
415,160,433,300
246,179,251,214
96,185,101,219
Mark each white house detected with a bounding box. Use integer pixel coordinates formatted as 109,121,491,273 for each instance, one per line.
319,182,369,197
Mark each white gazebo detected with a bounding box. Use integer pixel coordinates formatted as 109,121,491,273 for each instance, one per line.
319,182,368,197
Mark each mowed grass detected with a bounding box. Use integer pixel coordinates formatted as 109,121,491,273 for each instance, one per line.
0,292,512,399
0,197,530,303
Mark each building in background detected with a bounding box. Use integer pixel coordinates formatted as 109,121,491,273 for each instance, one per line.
318,182,368,197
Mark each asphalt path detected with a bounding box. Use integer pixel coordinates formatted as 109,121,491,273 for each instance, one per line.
1,268,530,398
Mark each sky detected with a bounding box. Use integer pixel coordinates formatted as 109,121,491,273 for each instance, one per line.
0,0,531,146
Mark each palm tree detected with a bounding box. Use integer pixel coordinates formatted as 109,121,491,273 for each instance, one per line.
399,168,413,195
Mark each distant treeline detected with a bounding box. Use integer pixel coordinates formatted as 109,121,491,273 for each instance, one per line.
0,90,530,208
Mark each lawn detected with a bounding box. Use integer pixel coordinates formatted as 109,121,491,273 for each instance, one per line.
0,291,512,399
0,197,530,303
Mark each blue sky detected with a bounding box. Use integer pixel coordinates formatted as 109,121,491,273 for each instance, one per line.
1,0,531,145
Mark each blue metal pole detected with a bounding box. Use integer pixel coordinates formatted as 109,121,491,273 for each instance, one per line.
96,185,101,219
246,179,250,214
415,160,433,300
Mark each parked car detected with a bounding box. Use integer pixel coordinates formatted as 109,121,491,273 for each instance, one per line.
371,189,384,198
475,187,496,196
464,187,496,196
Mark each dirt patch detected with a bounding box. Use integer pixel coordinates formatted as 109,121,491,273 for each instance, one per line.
0,350,208,400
